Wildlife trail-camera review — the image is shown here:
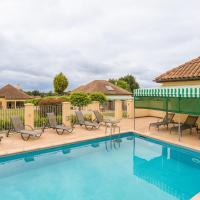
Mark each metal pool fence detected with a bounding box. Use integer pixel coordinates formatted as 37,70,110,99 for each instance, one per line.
0,108,25,132
100,101,128,118
34,105,62,128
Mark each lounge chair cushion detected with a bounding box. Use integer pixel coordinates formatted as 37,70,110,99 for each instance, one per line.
85,121,99,128
55,125,73,131
93,110,119,125
150,121,169,127
103,118,119,124
20,130,43,136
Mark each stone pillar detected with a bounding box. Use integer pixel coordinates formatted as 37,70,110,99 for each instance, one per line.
62,102,71,126
126,99,134,119
90,101,100,120
24,103,34,130
115,100,122,121
0,98,7,109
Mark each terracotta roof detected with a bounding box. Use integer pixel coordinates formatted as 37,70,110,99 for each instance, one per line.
155,56,200,83
0,84,32,100
72,80,132,95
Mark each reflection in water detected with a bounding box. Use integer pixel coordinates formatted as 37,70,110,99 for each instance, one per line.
126,136,134,141
132,137,200,200
91,143,100,148
24,156,35,163
105,138,122,152
62,148,71,154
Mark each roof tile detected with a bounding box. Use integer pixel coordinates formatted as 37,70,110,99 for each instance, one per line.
72,80,132,95
0,84,32,100
155,56,200,82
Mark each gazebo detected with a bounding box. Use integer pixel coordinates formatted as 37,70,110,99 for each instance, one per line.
133,86,200,140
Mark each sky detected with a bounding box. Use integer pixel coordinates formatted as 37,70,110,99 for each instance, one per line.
0,0,200,91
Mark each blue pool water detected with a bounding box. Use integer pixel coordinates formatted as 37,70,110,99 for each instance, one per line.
0,132,200,200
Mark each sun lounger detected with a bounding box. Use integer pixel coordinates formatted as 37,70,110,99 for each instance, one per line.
75,111,99,130
149,113,175,130
170,115,198,136
7,116,44,141
93,110,120,125
47,113,73,135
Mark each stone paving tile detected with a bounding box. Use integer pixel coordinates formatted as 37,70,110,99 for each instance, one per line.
0,117,200,156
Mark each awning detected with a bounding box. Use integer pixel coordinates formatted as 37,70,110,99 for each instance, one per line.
134,86,200,98
133,86,200,115
133,86,200,141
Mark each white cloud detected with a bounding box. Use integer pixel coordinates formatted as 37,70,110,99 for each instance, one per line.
0,0,200,91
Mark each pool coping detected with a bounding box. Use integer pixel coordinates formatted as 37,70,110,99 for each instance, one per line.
134,130,200,154
0,131,130,158
1,128,200,158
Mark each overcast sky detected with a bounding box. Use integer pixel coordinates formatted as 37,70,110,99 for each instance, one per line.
0,0,200,91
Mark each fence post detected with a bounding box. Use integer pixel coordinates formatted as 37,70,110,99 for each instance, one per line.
115,100,122,120
24,103,34,130
126,99,134,119
62,102,71,126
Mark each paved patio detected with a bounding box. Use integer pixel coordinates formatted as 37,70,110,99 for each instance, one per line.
0,117,200,157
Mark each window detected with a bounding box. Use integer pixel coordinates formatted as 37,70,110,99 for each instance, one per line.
105,85,114,91
16,101,24,108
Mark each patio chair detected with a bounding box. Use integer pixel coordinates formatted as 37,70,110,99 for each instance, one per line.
47,113,73,135
7,116,44,141
170,115,199,136
93,110,120,126
149,113,175,131
75,111,100,130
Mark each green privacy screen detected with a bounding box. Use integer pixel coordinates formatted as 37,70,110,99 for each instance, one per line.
134,86,200,115
134,97,200,115
134,97,167,111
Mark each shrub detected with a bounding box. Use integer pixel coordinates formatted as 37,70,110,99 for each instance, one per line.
25,98,41,105
70,92,91,110
89,92,107,104
39,96,70,105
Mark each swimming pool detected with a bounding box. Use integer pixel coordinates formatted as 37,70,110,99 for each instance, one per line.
0,132,200,200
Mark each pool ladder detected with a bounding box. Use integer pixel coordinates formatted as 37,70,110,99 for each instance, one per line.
105,123,120,136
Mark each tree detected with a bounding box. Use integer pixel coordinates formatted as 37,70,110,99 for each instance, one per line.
108,78,117,85
70,92,91,110
116,80,130,91
90,92,107,104
119,74,139,92
109,74,139,92
53,72,68,95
